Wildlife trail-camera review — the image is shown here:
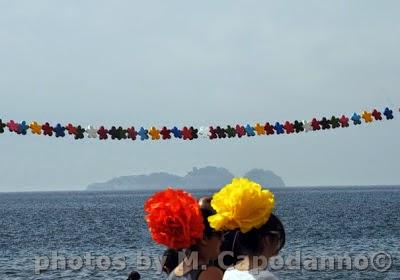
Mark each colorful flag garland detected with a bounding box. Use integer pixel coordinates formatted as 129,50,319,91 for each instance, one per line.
0,107,397,142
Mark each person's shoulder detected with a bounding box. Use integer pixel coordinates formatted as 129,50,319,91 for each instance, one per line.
250,269,279,280
222,268,254,280
198,266,223,280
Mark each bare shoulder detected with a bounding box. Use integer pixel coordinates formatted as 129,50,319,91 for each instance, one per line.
198,266,223,280
172,262,185,277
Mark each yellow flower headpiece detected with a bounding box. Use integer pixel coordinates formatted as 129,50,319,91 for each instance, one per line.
208,178,275,233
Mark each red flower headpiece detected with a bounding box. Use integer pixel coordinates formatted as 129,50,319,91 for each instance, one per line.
144,188,205,249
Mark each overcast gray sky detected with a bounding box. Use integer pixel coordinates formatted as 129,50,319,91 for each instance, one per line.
0,0,399,192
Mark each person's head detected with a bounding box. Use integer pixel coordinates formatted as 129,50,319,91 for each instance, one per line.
145,189,223,266
207,178,283,262
189,206,223,261
236,214,285,259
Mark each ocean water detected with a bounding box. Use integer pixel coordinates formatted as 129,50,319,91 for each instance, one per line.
0,187,399,279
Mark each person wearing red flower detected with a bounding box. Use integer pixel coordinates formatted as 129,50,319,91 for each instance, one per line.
145,188,223,280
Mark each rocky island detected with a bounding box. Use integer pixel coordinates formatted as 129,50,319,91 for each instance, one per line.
86,166,285,191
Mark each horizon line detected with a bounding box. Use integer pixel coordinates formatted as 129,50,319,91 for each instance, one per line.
1,184,400,194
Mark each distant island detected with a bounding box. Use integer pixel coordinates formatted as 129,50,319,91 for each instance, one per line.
86,166,285,191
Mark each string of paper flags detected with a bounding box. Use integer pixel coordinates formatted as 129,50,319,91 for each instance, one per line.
0,107,397,141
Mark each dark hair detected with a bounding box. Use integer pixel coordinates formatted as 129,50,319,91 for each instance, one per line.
218,230,241,269
127,271,141,280
236,214,285,256
201,207,219,239
162,248,180,274
188,207,221,253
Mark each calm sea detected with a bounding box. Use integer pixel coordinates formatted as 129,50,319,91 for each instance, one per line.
0,187,399,279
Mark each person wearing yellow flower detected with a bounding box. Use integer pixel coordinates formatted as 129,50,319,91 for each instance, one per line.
208,178,285,280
